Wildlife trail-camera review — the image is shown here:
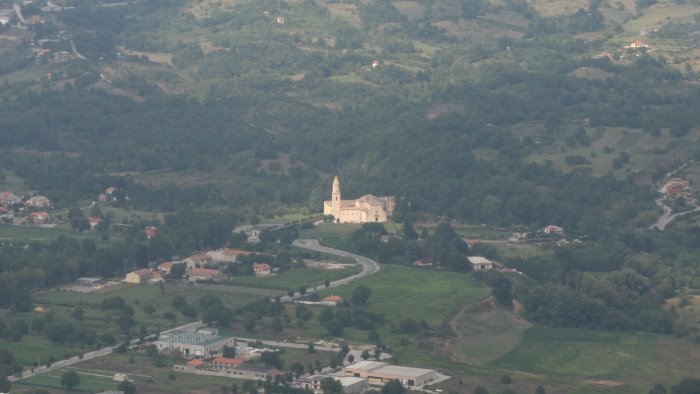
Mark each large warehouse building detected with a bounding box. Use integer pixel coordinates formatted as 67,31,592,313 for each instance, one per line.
342,361,438,388
155,330,235,357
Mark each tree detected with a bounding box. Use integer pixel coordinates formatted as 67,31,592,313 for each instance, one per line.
118,380,136,394
171,295,187,309
70,306,84,321
163,312,176,325
347,354,354,363
352,285,372,306
321,377,343,394
361,350,370,360
291,362,304,377
535,385,546,394
182,306,199,319
260,352,283,369
145,344,159,357
382,380,406,394
60,370,81,391
672,378,700,394
0,373,10,393
143,304,155,315
169,263,186,280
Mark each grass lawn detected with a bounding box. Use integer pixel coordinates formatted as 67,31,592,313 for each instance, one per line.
18,367,120,393
227,267,360,291
492,326,700,386
0,336,81,367
300,222,364,240
0,223,104,243
34,282,274,311
450,307,532,365
493,327,658,379
14,352,249,394
318,265,490,328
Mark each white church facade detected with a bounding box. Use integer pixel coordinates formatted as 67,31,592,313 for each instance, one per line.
323,176,395,223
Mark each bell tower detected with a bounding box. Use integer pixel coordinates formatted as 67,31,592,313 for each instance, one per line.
332,176,341,222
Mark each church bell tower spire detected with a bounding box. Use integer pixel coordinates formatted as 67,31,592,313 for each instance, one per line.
331,176,341,221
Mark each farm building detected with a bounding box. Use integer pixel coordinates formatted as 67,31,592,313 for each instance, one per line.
468,256,495,271
343,361,438,388
294,375,368,394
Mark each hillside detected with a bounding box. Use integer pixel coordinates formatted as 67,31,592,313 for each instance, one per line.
0,0,697,235
2,2,700,393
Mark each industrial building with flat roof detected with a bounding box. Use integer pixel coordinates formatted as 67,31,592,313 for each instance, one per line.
294,375,368,394
343,361,438,388
155,330,235,357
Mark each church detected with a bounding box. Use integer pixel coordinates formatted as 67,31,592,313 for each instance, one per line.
323,176,395,223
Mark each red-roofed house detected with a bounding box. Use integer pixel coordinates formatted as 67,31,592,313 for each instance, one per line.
29,211,51,224
89,217,103,230
322,295,344,305
253,263,272,277
544,225,564,235
212,356,244,371
0,192,21,206
188,268,223,283
158,261,176,274
145,226,158,239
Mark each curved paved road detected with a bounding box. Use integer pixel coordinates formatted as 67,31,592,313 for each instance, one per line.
283,239,380,301
650,198,700,231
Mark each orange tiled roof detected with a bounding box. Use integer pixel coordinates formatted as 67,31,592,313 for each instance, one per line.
323,295,344,302
212,357,243,365
189,268,221,277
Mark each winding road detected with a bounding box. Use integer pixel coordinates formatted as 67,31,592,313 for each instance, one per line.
649,160,699,230
650,198,700,230
281,239,380,301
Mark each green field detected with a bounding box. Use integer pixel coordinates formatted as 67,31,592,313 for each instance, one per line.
319,265,490,327
220,265,490,353
300,223,364,239
493,326,700,385
227,267,359,291
18,367,124,393
450,307,532,365
14,352,246,394
34,282,274,309
0,337,81,367
0,223,104,243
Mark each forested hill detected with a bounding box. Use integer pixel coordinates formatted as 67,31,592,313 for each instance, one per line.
1,0,700,233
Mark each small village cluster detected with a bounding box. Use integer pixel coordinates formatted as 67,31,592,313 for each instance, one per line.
0,186,130,229
0,191,53,225
122,248,268,285
0,3,76,65
594,40,653,62
661,178,696,206
160,325,442,393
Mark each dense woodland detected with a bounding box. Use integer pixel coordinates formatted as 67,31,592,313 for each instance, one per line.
1,1,700,386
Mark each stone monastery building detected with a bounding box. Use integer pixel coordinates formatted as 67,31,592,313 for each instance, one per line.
323,176,395,223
